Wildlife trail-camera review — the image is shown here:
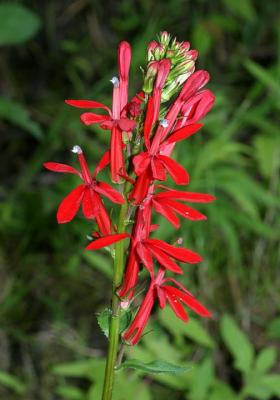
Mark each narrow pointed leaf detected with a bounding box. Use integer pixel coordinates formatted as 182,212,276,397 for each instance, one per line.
118,359,191,375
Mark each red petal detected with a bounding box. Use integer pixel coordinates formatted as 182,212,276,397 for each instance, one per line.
156,286,166,309
100,120,115,130
136,242,154,275
96,202,112,236
110,126,125,183
82,187,99,219
163,288,189,321
162,277,194,297
86,233,130,250
80,113,111,125
143,96,155,148
155,59,171,90
151,157,166,181
163,286,211,317
155,190,216,203
165,200,207,221
179,70,210,102
117,118,136,132
152,199,180,228
95,181,125,204
118,41,131,80
146,238,202,263
158,155,189,185
179,89,215,126
65,99,111,114
93,151,110,177
147,245,183,274
165,124,203,144
133,152,150,176
57,184,84,223
44,162,81,177
118,248,139,298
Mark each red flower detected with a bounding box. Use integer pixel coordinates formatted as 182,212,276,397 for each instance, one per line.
65,42,135,183
151,187,216,228
130,70,213,204
123,268,211,345
44,146,124,235
119,235,202,298
143,59,171,148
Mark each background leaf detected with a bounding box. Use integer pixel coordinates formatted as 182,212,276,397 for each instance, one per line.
0,3,41,45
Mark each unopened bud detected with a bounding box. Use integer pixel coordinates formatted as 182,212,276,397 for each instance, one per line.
147,40,158,61
143,61,158,93
160,31,171,46
181,41,190,51
154,45,165,61
184,49,198,61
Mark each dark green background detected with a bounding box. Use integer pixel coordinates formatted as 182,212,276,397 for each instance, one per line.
0,0,279,399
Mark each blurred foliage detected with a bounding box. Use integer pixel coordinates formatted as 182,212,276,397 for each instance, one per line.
0,0,279,399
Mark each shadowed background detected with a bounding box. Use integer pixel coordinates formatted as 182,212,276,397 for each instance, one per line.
0,0,279,399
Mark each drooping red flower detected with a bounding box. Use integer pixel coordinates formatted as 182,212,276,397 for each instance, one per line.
44,146,124,235
123,267,211,345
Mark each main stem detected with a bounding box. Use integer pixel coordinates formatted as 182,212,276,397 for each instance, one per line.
101,192,129,400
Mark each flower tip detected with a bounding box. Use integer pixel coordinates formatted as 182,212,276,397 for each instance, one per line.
110,76,120,87
71,145,82,154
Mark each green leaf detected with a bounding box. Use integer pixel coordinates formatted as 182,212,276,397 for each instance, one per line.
0,3,41,45
96,308,132,338
220,315,254,374
260,374,280,396
159,307,215,348
255,347,277,373
209,381,238,400
55,385,86,400
0,370,26,394
118,359,191,375
244,60,280,101
253,135,280,178
52,359,105,380
189,357,214,400
222,0,256,20
267,317,280,339
0,97,43,139
97,308,111,338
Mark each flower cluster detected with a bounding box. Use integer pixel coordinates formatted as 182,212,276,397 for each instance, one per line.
44,32,215,346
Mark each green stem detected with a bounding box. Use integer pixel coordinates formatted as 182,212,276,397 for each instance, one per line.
101,189,130,400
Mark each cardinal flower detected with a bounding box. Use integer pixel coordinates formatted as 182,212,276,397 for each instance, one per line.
130,70,213,204
43,145,124,235
119,235,202,298
123,267,211,345
151,188,216,228
66,42,135,183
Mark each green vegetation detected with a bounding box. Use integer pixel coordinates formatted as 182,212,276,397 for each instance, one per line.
0,0,279,399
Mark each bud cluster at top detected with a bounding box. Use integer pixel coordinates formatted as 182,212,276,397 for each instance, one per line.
144,31,198,101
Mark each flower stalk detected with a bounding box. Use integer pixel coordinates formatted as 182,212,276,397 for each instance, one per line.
44,32,216,400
